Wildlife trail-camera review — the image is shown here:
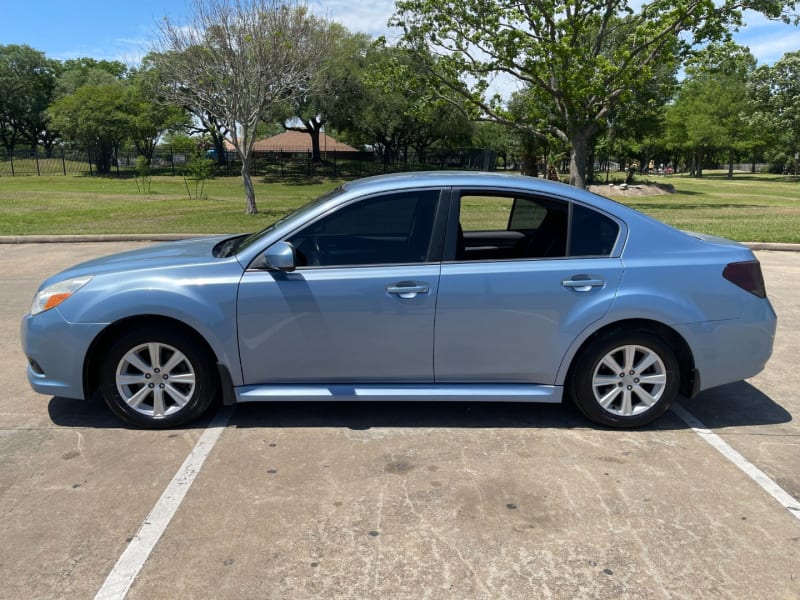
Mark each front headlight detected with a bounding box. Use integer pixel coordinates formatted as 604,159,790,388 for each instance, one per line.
31,275,94,316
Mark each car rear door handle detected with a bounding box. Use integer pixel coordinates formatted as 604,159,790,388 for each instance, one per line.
562,277,605,292
386,282,430,299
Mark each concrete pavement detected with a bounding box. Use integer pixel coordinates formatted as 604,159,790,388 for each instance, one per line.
1,243,798,599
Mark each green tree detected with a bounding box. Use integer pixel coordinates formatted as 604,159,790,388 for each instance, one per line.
0,44,60,155
472,122,520,170
392,0,798,188
595,55,677,181
343,46,416,163
284,25,371,163
125,64,190,161
665,43,756,177
748,50,800,174
55,58,127,96
154,0,332,214
48,81,130,174
340,43,473,166
161,132,204,155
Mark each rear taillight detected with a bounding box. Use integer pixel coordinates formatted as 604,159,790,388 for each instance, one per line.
723,260,766,298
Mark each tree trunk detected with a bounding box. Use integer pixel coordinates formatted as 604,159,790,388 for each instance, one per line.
309,126,322,164
242,161,258,214
568,131,590,188
727,149,734,179
211,132,227,166
288,118,325,164
520,150,536,176
413,143,427,165
95,141,114,174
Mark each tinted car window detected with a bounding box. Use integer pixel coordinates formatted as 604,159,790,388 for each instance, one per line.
569,203,620,257
231,187,346,256
455,193,568,261
288,190,439,267
508,197,548,230
459,195,514,231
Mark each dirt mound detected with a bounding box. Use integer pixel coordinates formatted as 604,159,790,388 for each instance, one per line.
588,182,675,197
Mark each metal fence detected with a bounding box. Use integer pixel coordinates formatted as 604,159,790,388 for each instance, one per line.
0,147,497,178
0,148,79,176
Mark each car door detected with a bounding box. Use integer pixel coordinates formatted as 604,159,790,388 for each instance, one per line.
434,191,625,384
237,189,447,384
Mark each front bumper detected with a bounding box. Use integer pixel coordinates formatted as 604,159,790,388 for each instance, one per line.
21,309,106,400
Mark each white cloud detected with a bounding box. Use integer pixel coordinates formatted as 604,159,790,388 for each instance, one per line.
740,31,800,65
732,10,800,65
309,0,398,39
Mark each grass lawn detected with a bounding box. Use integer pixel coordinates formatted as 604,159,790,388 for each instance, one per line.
604,172,800,243
0,170,797,242
0,175,343,235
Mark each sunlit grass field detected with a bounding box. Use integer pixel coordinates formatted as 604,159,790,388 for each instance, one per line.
0,170,797,241
0,175,343,235
611,172,800,243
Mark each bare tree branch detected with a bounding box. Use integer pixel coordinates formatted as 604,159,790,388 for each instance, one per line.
154,0,330,213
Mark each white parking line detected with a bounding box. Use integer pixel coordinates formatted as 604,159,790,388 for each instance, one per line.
672,403,800,521
94,408,233,600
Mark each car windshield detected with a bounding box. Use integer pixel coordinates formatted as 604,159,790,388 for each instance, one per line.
216,187,345,257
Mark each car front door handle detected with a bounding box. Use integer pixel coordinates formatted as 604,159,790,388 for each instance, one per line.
562,277,605,292
386,282,430,299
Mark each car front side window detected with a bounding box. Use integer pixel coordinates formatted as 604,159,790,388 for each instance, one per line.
287,190,441,267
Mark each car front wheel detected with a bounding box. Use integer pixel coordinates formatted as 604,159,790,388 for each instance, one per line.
99,326,218,428
568,330,680,428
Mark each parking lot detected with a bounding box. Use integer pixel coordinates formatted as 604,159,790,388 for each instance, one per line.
1,242,798,599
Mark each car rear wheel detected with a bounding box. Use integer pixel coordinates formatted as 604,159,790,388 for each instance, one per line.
99,326,218,428
568,330,680,428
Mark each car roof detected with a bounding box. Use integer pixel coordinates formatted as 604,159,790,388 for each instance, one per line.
342,171,566,195
339,171,636,220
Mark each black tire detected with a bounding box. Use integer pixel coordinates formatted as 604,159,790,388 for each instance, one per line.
568,330,680,428
99,326,219,429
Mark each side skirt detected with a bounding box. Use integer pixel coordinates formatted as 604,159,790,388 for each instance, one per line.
234,384,562,404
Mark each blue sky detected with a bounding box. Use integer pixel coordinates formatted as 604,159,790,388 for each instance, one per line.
1,0,797,69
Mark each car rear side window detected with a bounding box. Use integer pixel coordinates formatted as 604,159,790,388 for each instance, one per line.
455,193,569,260
508,197,548,231
569,204,619,257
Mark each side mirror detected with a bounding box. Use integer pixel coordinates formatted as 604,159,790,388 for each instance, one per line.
264,241,296,272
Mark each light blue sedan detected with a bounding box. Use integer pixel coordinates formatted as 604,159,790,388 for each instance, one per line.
21,172,776,428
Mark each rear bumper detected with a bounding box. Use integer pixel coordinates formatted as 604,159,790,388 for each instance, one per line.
675,300,777,392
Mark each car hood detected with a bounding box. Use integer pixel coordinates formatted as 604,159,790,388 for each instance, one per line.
40,235,232,287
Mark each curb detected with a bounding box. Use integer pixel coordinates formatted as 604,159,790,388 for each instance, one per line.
0,235,798,252
742,242,800,252
0,234,201,244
